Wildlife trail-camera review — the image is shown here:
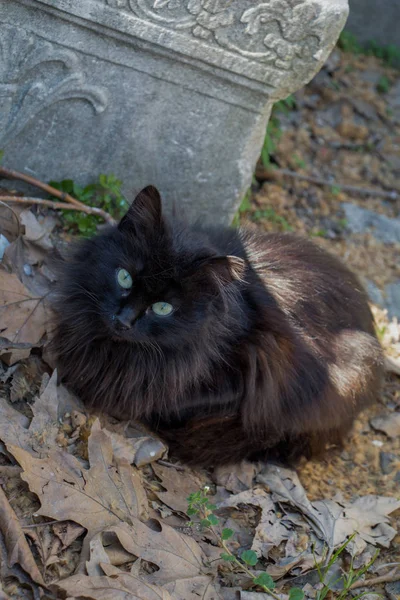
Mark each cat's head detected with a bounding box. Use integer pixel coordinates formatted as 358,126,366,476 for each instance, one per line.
56,186,245,349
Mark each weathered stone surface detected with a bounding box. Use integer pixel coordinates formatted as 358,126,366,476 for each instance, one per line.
342,203,400,245
385,282,400,321
346,0,400,50
1,0,348,224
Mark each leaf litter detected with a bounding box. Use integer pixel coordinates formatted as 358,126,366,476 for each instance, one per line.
1,47,400,599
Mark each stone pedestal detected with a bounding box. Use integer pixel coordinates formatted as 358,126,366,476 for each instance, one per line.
0,0,348,224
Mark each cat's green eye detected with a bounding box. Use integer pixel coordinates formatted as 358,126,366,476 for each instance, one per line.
117,268,133,289
152,302,173,316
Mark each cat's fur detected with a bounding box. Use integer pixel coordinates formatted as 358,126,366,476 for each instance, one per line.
52,186,384,467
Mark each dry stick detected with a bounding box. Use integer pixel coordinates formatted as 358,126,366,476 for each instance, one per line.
0,166,115,224
256,167,399,201
21,520,66,529
0,195,114,221
349,566,400,590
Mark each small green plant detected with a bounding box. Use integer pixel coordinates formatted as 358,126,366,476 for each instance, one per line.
187,488,304,599
260,95,296,168
338,32,363,54
313,535,380,600
0,150,4,164
330,185,342,196
252,208,293,231
232,188,252,227
293,154,307,169
311,229,328,238
338,32,400,68
49,173,128,236
377,75,391,94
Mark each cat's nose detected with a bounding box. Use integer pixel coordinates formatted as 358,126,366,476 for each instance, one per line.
115,306,139,330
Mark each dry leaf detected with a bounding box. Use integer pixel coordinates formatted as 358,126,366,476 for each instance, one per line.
0,270,48,364
8,420,149,542
152,463,205,514
55,565,175,599
0,485,44,586
213,461,258,494
0,369,78,456
52,521,85,550
84,520,220,599
258,465,400,554
219,487,291,559
86,535,111,576
370,413,400,438
25,527,62,570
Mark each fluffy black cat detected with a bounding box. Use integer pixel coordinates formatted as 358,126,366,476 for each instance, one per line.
52,186,384,466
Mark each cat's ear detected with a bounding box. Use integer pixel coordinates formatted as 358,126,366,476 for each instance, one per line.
118,185,162,236
195,255,246,285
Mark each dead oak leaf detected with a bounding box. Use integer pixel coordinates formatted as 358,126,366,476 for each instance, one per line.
0,270,48,364
0,484,44,586
7,420,149,542
258,464,400,555
55,564,176,599
152,463,205,514
85,521,219,600
218,487,291,559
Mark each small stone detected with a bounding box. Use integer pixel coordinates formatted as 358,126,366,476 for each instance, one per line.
370,413,400,438
385,281,400,320
371,440,384,447
342,203,400,244
394,471,400,483
0,234,10,261
365,279,384,307
386,581,400,600
379,451,396,475
23,264,33,276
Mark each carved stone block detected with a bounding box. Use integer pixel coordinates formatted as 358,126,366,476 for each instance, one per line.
0,0,348,224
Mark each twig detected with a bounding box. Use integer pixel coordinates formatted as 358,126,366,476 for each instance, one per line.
256,167,399,201
0,166,115,224
0,196,115,222
22,520,65,529
157,459,185,471
349,567,400,590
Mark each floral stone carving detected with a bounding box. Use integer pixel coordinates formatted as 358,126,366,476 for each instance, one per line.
0,25,107,145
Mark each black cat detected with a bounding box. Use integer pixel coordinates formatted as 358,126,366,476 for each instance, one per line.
52,186,384,466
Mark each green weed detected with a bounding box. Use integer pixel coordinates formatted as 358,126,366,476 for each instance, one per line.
338,32,400,68
377,75,391,94
49,173,128,236
313,536,381,600
261,94,296,168
187,488,304,599
252,208,293,231
232,188,252,227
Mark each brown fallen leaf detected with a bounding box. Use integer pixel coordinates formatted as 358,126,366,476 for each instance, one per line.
55,564,176,599
0,369,78,455
0,484,44,586
152,463,205,514
86,535,111,576
52,521,85,551
219,487,291,559
0,270,48,364
83,520,220,599
8,420,148,542
258,465,400,555
213,461,258,494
